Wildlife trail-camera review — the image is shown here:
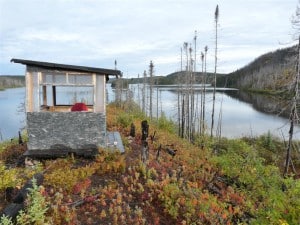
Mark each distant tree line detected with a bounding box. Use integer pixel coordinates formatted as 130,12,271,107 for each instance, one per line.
0,76,25,89
217,45,298,92
109,71,225,87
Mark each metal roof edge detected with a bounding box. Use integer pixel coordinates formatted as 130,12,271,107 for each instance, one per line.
11,58,122,76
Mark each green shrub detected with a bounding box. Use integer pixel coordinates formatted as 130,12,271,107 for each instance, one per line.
211,139,300,224
0,162,18,191
158,183,182,219
117,113,133,128
0,215,14,225
258,131,277,152
157,112,176,134
17,178,48,225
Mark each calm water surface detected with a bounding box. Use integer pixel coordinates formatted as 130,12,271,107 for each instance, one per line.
0,87,25,140
125,84,300,140
0,85,299,140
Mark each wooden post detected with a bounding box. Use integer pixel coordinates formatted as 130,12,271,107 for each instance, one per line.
26,71,33,112
95,74,105,112
42,85,47,106
52,86,56,106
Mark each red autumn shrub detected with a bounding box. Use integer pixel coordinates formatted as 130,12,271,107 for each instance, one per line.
72,178,92,194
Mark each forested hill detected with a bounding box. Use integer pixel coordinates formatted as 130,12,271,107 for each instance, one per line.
0,75,25,89
114,71,225,86
157,71,225,85
217,45,298,92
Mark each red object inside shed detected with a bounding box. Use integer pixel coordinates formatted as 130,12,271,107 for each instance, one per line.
71,103,89,112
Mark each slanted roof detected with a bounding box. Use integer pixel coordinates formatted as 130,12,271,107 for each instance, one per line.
11,58,122,77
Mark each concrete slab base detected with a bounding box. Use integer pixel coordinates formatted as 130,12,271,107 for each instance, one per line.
106,131,125,153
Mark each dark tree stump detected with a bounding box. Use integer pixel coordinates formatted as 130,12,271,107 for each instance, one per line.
141,140,149,163
141,120,149,141
2,203,24,219
130,123,136,137
1,173,44,220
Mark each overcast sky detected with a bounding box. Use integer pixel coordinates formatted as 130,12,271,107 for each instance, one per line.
0,0,299,77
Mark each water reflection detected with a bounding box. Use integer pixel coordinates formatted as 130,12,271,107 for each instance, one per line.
226,90,291,118
113,84,300,140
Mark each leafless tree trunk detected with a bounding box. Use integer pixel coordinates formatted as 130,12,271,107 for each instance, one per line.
193,32,197,136
284,36,300,176
191,32,197,141
178,47,183,136
156,86,159,121
137,73,141,108
211,5,219,138
177,85,181,136
283,3,300,176
181,93,185,138
142,70,147,115
189,44,194,141
149,61,154,120
183,42,189,139
216,95,223,141
194,31,197,73
115,79,122,107
181,47,183,72
202,46,208,135
200,52,204,135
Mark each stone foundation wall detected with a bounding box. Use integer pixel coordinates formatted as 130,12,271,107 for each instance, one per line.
27,112,106,156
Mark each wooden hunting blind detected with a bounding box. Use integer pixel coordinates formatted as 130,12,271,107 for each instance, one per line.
11,58,123,157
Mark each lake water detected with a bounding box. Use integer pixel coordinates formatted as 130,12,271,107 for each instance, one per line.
0,85,299,141
112,84,300,140
0,87,26,140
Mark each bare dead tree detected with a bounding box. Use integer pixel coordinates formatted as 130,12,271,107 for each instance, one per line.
216,95,223,141
184,42,189,71
202,46,208,135
284,36,300,176
283,3,300,176
191,32,198,141
181,47,183,72
178,47,184,136
211,4,219,138
200,51,204,135
137,73,141,108
142,70,147,115
189,44,194,141
149,61,154,120
115,79,122,107
182,42,189,138
194,31,200,135
194,31,197,73
181,92,185,138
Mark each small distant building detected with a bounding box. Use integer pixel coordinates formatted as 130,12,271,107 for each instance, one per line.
11,58,123,157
